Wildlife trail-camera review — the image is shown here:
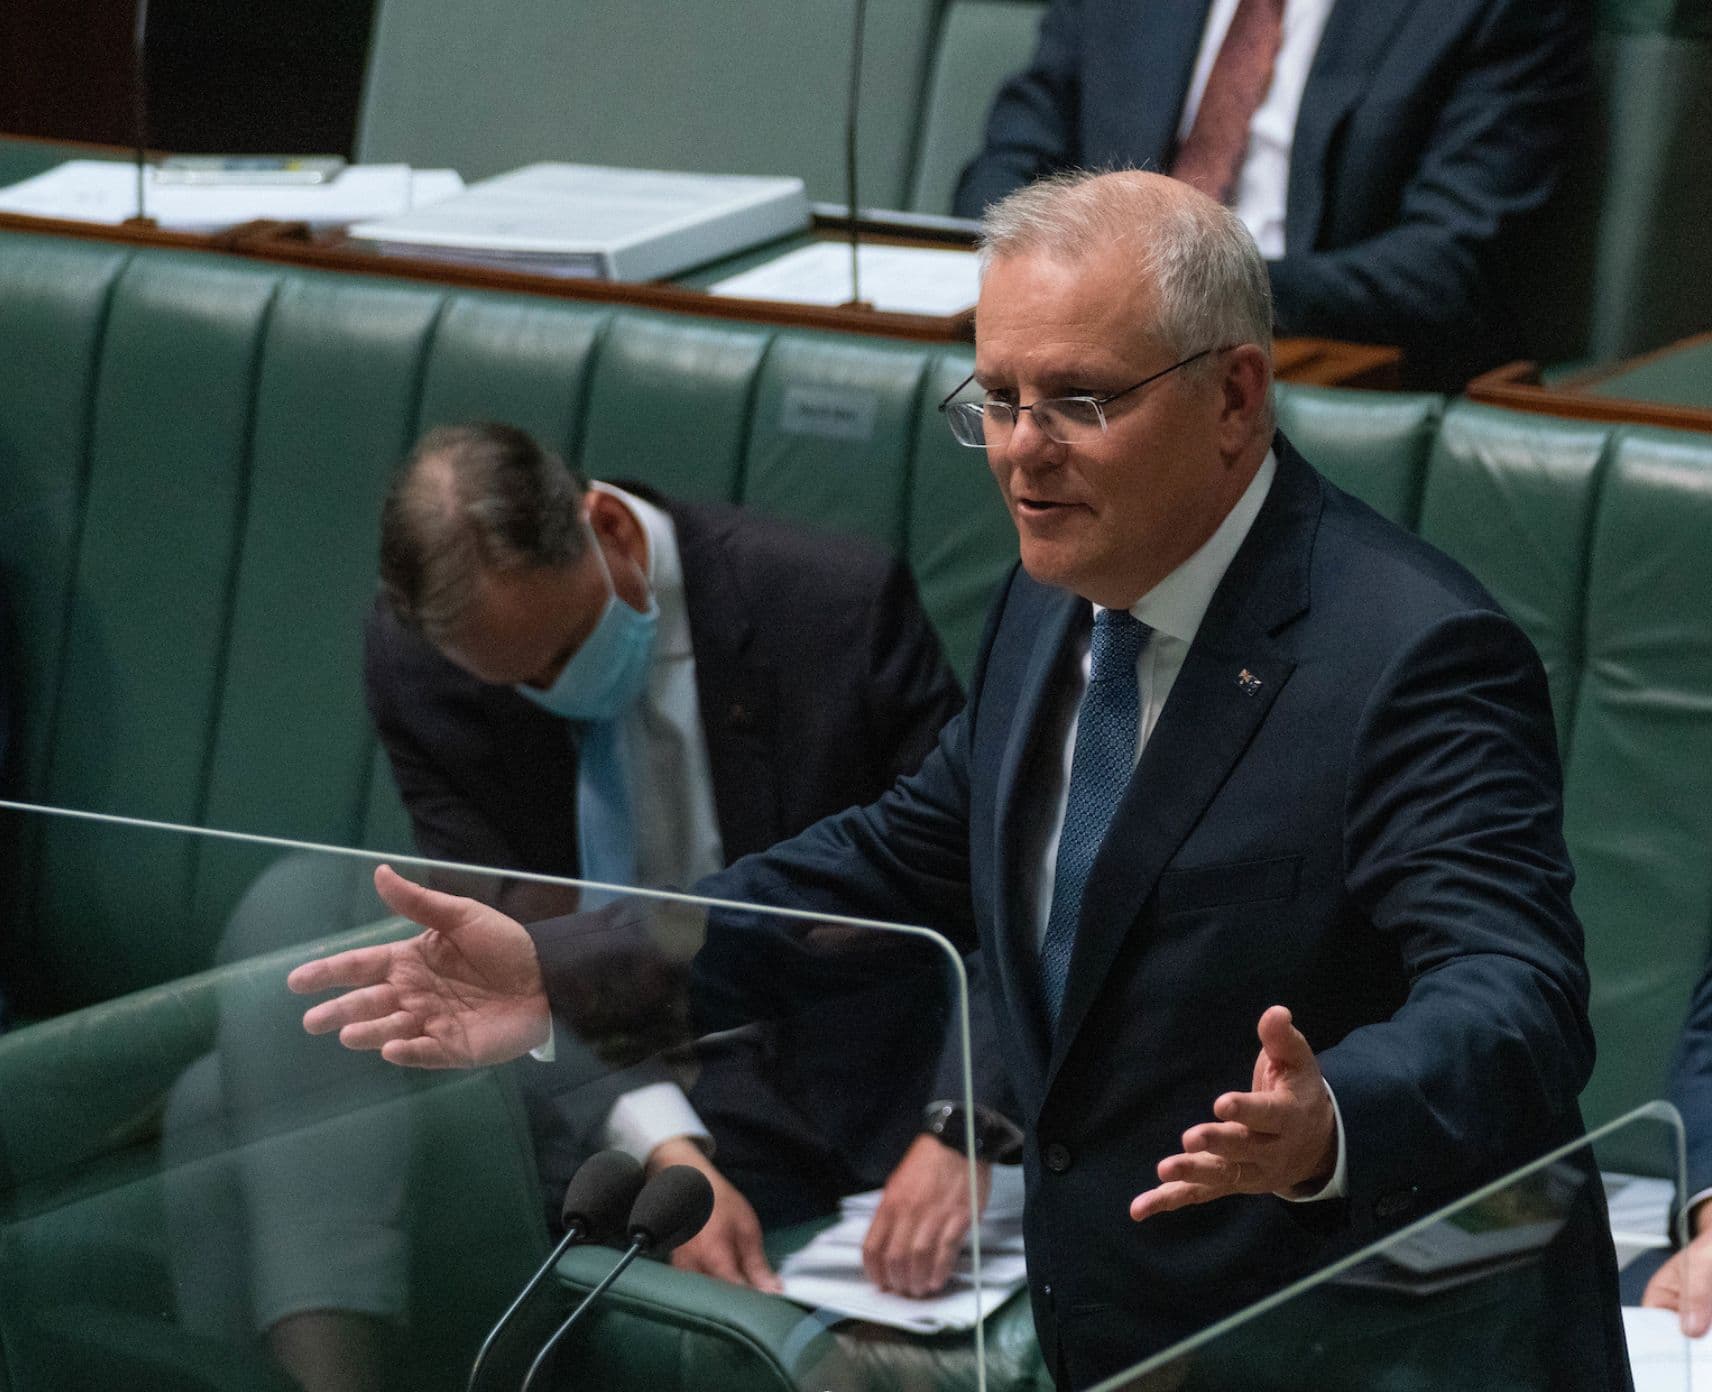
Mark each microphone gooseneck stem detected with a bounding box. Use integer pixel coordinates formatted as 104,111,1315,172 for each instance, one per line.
844,0,868,307
131,0,152,222
465,1224,582,1392
517,1240,645,1392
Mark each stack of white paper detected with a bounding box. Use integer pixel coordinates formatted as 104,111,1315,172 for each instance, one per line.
349,163,810,283
710,242,982,317
777,1165,1028,1333
1622,1307,1705,1391
0,160,463,231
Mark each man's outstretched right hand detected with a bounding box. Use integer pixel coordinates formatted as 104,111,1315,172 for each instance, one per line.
287,864,551,1069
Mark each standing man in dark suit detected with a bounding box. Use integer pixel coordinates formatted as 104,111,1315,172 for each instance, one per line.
294,173,1623,1387
365,423,1008,1296
954,0,1592,387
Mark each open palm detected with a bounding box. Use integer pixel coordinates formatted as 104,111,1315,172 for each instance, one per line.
288,864,551,1068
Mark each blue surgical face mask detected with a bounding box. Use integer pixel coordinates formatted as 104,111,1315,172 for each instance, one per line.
516,532,658,723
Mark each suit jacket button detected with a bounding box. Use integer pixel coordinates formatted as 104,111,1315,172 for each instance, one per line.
1044,1143,1072,1173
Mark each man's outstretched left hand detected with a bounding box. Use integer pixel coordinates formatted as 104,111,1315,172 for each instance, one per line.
1130,1005,1336,1221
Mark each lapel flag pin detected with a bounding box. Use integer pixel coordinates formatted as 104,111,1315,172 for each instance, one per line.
1237,669,1262,696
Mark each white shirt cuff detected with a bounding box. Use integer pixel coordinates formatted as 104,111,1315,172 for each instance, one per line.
1282,1080,1348,1203
529,1021,556,1063
603,1082,714,1164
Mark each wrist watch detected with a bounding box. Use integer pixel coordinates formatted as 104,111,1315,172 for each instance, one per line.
922,1100,1025,1163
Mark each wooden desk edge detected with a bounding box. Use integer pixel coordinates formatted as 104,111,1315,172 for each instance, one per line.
1467,359,1712,436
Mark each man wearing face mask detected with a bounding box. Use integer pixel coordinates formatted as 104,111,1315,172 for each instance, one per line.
362,422,1005,1295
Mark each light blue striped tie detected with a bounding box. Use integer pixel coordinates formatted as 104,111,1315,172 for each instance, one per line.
1039,610,1149,1029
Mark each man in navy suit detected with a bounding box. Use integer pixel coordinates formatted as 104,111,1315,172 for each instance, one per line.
292,171,1623,1387
955,0,1592,388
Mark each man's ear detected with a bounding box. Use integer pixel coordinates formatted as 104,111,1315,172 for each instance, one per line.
584,489,647,566
1217,345,1273,455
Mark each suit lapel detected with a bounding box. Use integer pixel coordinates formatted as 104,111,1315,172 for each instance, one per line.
992,588,1085,1091
1044,442,1322,1088
1122,0,1217,170
1286,0,1420,253
668,501,781,862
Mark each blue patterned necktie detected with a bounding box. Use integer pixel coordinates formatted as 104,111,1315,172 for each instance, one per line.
1039,609,1150,1029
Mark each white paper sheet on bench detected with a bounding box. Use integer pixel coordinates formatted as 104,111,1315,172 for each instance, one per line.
777,1164,1027,1333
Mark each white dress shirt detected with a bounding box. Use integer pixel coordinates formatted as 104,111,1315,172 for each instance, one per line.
1025,452,1348,1201
1176,0,1338,259
578,483,724,1161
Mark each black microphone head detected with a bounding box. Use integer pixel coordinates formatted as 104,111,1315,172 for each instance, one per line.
626,1165,715,1255
561,1149,645,1246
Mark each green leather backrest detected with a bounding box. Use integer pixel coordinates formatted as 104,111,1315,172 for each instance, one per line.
1562,428,1712,1137
29,254,285,1003
356,0,943,207
908,350,1015,685
739,333,933,554
188,275,453,945
580,314,773,503
1418,404,1614,753
1274,385,1442,529
908,0,1047,214
1582,24,1712,362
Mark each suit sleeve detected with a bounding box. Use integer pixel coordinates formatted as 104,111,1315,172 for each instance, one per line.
1318,608,1593,1224
681,700,979,1037
1268,0,1591,383
953,0,1084,218
1669,962,1712,1201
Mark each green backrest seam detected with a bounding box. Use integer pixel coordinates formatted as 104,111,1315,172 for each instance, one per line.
188,277,286,835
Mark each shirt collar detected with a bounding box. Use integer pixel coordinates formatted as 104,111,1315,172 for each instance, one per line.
589,481,691,658
1102,448,1277,644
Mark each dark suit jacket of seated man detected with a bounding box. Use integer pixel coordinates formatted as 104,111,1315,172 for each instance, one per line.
297,176,1625,1389
953,0,1593,389
363,465,1001,1259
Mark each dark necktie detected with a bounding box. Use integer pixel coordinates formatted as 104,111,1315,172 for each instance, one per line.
1170,0,1287,205
1039,610,1149,1028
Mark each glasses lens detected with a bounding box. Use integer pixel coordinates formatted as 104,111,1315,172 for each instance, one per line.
945,402,992,448
1034,398,1106,444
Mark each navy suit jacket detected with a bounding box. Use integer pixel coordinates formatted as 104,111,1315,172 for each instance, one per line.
953,0,1593,388
367,493,987,1218
687,439,1625,1386
1669,963,1712,1201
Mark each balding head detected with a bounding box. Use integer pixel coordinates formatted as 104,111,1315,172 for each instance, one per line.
378,422,590,643
980,170,1275,372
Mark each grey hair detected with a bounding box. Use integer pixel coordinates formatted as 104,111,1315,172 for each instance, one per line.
978,169,1275,364
378,421,589,642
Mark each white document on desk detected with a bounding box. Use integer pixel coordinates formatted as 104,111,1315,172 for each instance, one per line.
709,242,981,316
777,1164,1028,1333
1622,1307,1703,1391
0,160,463,230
